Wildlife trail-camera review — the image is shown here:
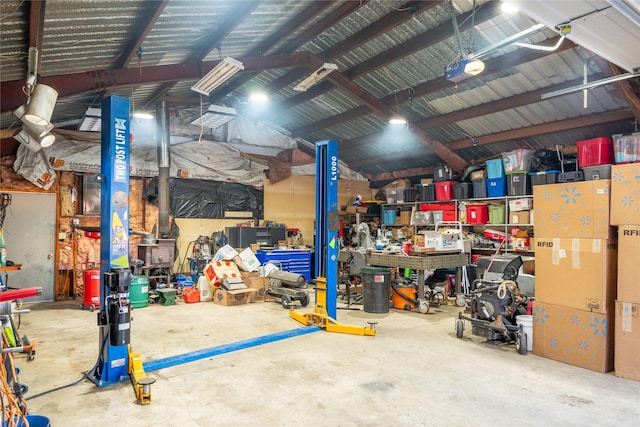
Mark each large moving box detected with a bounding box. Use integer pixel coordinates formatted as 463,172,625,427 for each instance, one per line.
610,163,640,226
534,238,617,314
617,225,640,303
614,301,640,381
533,180,613,239
533,302,613,373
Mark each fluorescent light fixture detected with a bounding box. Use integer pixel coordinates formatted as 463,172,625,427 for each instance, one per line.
78,107,102,132
23,84,58,126
190,104,238,130
445,58,485,82
294,63,338,91
541,70,640,99
191,57,244,96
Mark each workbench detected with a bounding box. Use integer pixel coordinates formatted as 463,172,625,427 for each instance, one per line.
339,250,469,312
0,264,22,291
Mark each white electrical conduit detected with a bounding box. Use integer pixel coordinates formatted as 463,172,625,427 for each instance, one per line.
513,35,566,51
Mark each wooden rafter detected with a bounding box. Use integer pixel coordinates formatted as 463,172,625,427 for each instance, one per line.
263,0,439,95
1,53,313,112
208,0,356,103
115,0,169,69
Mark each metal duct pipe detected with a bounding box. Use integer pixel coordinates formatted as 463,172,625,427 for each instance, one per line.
156,101,170,238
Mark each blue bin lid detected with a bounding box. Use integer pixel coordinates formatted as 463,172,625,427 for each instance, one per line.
528,170,560,175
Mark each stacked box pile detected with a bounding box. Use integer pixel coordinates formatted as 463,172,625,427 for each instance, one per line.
609,162,640,381
532,180,617,373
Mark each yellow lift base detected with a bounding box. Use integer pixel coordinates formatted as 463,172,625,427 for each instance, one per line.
129,347,155,405
290,277,376,336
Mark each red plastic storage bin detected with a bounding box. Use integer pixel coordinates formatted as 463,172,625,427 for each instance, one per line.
442,210,456,221
576,137,613,168
466,204,489,224
435,181,456,201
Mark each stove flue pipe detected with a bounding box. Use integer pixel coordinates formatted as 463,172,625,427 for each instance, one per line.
156,101,170,238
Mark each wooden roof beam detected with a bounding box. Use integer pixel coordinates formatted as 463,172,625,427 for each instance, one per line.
293,36,573,136
313,54,469,172
1,53,313,112
365,166,436,183
284,1,501,110
209,1,358,103
116,0,169,69
449,109,636,150
263,1,439,94
348,108,633,169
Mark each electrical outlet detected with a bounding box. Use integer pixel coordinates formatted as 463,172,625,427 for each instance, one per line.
58,232,67,241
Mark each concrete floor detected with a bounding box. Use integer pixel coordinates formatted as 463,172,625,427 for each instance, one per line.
10,294,640,427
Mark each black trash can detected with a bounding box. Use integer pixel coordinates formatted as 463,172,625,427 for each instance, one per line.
361,266,391,314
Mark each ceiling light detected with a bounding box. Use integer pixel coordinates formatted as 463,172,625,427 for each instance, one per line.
541,70,640,100
445,58,485,82
190,104,238,130
389,117,408,125
133,111,154,119
191,57,244,96
78,107,102,132
294,63,338,92
23,84,58,126
248,92,269,103
500,2,519,14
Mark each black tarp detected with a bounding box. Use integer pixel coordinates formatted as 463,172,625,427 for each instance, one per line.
144,178,263,219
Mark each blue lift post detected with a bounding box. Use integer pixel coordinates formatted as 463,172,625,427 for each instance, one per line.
291,140,375,335
315,140,340,319
89,95,133,386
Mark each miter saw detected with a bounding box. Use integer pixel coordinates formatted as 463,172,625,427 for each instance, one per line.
455,256,532,355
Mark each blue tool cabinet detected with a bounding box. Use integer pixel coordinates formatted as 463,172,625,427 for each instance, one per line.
256,249,312,282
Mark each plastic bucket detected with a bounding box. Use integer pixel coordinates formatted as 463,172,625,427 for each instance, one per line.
130,275,149,308
391,283,416,310
361,267,391,314
82,269,101,309
516,315,533,352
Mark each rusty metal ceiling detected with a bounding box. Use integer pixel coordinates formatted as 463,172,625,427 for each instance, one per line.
1,0,639,184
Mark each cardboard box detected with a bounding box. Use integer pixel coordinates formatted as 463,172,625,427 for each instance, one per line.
420,178,434,185
617,225,640,302
245,275,269,300
399,210,412,225
533,180,613,238
508,198,533,212
610,163,640,226
532,301,614,373
213,288,257,306
534,238,617,313
233,247,261,272
346,205,368,214
203,260,242,287
615,301,640,381
413,234,425,247
470,170,486,181
509,210,530,225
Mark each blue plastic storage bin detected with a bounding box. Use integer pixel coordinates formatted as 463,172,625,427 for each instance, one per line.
486,159,505,179
487,176,507,197
383,209,397,225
